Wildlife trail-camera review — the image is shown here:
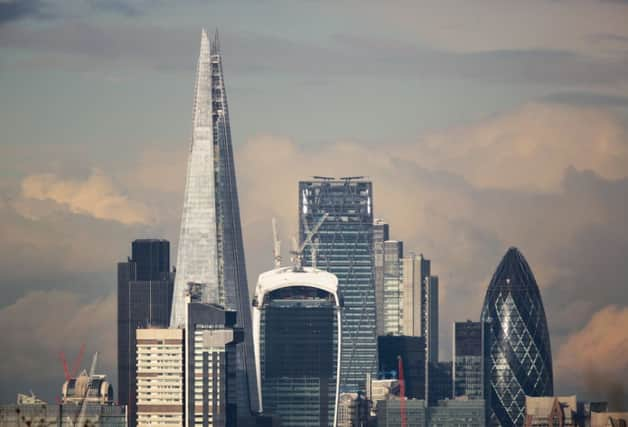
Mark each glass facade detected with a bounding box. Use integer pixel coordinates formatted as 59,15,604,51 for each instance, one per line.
377,335,426,400
453,321,484,400
299,179,377,392
259,286,340,427
373,219,390,336
117,239,173,427
481,247,554,427
383,240,404,335
170,30,259,416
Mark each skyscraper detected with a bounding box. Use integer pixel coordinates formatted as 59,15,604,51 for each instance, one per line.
400,253,438,362
299,178,377,392
425,275,439,363
118,239,173,427
373,219,390,336
170,30,259,416
382,240,404,335
481,247,554,427
453,321,484,399
253,267,341,427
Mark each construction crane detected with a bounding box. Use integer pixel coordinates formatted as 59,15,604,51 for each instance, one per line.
59,343,86,382
272,217,281,269
398,355,407,427
290,212,328,271
75,352,98,427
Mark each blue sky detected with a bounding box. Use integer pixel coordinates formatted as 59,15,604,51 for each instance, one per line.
1,0,628,408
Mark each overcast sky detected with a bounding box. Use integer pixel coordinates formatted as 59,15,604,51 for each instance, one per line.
1,0,628,409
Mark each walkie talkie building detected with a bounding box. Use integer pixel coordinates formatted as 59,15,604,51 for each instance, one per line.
253,267,341,427
170,29,259,419
481,247,553,427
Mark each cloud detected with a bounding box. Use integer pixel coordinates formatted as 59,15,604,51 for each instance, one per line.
20,171,152,225
414,103,628,191
555,305,628,409
542,92,628,108
0,0,46,24
0,291,116,400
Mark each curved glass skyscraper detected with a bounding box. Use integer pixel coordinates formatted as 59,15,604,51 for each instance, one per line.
481,247,553,427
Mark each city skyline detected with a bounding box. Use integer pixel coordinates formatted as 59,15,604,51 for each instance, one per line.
1,0,628,412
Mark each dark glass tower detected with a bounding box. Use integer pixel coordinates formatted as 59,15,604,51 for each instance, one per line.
377,335,426,400
481,247,554,427
253,268,341,427
117,239,174,427
299,178,377,392
453,320,484,399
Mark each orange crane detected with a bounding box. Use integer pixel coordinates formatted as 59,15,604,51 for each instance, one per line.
398,355,407,427
59,343,86,381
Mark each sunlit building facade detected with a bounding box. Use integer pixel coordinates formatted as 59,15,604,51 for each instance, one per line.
169,29,259,418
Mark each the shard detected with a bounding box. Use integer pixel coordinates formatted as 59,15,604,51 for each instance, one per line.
481,247,553,427
171,29,260,416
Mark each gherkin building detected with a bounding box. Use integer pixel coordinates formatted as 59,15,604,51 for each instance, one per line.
481,247,553,427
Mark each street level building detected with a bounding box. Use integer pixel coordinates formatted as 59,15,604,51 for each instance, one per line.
136,328,184,426
524,395,578,427
428,399,486,427
376,399,427,427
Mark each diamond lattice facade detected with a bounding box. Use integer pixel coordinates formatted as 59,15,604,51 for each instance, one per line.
481,247,554,427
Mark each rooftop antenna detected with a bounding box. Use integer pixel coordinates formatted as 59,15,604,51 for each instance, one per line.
213,28,220,52
272,218,281,269
291,212,328,272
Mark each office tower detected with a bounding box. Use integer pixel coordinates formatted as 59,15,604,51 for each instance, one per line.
373,219,390,336
524,395,578,427
377,335,426,400
136,328,184,426
118,239,173,427
253,267,341,427
299,177,377,392
428,399,486,426
383,240,404,335
376,399,427,427
425,276,439,362
62,372,113,405
481,247,554,427
185,286,243,427
336,393,370,427
401,254,435,345
170,30,259,416
427,361,452,405
453,321,484,399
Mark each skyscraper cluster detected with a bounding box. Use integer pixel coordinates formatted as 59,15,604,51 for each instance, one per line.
108,28,616,427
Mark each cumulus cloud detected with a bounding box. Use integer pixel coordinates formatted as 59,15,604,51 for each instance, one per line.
20,171,152,225
555,305,628,409
0,291,116,400
414,103,628,192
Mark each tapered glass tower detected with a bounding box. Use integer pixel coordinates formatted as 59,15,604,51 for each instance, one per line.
481,247,553,427
170,29,260,415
